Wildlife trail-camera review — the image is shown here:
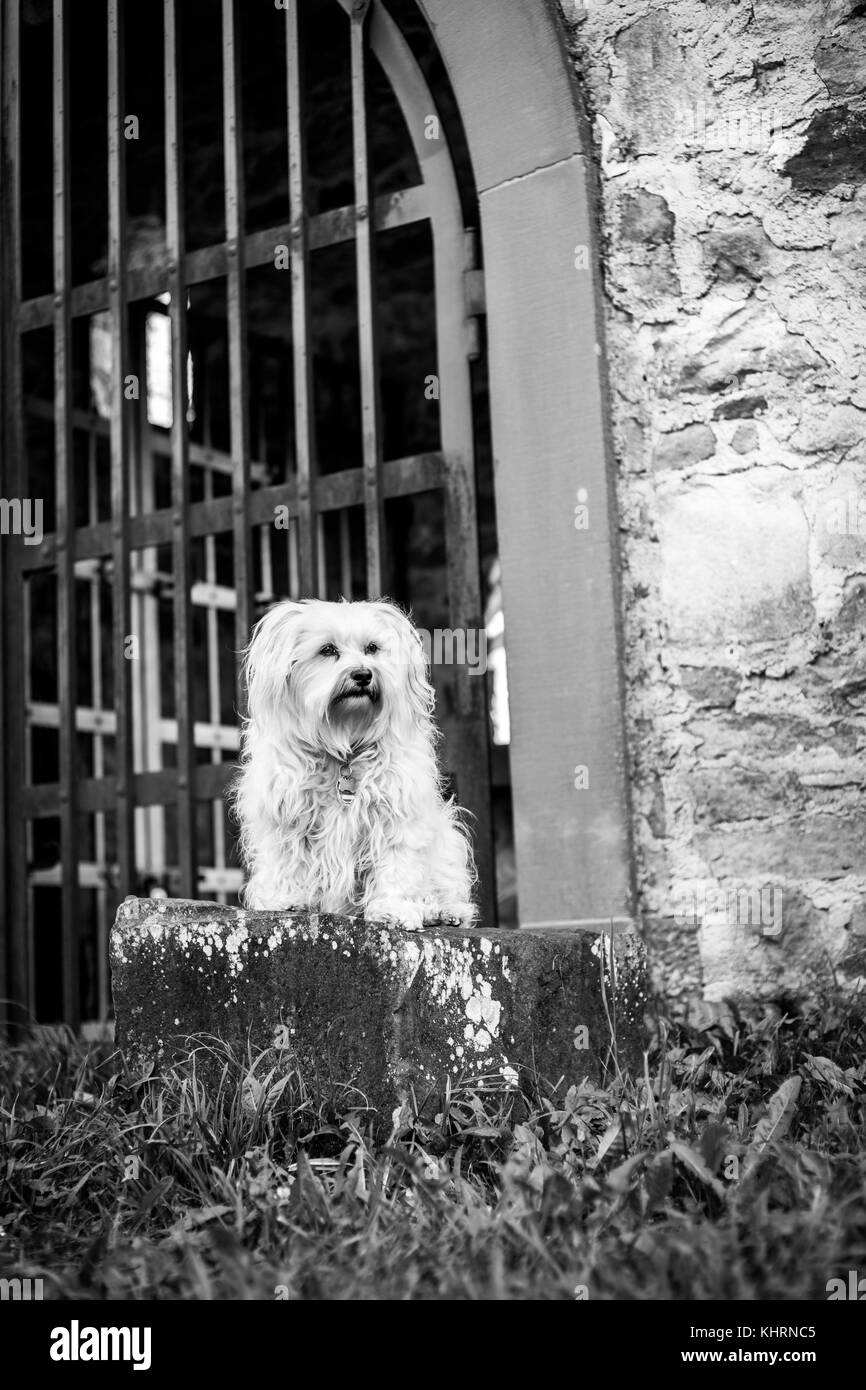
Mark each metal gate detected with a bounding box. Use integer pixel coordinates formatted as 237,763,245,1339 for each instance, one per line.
1,0,496,1028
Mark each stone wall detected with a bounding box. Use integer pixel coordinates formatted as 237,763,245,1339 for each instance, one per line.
561,0,866,1004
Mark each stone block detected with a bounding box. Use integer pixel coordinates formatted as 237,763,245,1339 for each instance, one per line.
686,711,861,762
792,404,866,456
679,664,741,708
704,214,771,283
712,397,767,422
814,24,866,99
657,474,812,644
783,107,866,192
696,813,866,881
730,423,759,453
652,423,716,471
607,12,712,153
690,766,804,824
619,189,675,247
110,899,647,1111
812,470,866,570
697,889,855,1003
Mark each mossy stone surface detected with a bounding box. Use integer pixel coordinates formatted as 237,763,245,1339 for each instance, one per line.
111,897,647,1110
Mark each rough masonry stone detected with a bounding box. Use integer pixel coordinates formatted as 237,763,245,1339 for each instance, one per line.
657,473,813,644
652,423,716,471
578,0,866,1003
110,897,647,1111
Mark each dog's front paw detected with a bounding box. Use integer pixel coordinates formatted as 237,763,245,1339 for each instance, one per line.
366,898,425,932
430,901,478,928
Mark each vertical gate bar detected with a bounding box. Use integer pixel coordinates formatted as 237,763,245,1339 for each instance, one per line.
289,519,299,598
0,0,6,1026
261,522,273,600
165,0,196,898
285,0,318,597
339,508,352,599
128,317,145,879
107,0,135,895
282,354,296,597
133,324,165,881
1,0,29,1023
204,468,223,897
438,234,494,927
256,353,274,598
350,0,385,598
200,352,224,898
53,0,79,1025
222,0,253,706
88,437,108,1017
316,513,326,599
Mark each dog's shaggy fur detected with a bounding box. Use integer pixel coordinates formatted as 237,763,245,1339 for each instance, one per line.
233,598,477,930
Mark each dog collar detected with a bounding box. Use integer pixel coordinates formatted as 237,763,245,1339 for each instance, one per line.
337,760,356,803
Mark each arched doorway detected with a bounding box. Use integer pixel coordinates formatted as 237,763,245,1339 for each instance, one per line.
0,0,633,1029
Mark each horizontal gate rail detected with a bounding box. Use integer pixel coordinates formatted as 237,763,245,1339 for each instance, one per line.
17,187,429,329
23,762,236,818
14,453,449,572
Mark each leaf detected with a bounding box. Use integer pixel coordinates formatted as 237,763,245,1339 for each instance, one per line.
802,1055,856,1097
685,1046,716,1077
240,1074,263,1114
797,1149,831,1187
177,1204,233,1231
669,1141,726,1199
592,1118,625,1167
643,1150,673,1216
664,1089,692,1119
749,1076,801,1156
605,1152,645,1194
32,1106,61,1130
563,1085,580,1114
350,1147,368,1201
130,1176,174,1215
699,1122,732,1174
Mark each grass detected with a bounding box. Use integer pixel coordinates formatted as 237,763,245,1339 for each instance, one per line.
1,995,865,1300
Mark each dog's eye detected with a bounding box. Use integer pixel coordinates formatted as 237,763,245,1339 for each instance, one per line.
364,642,380,656
319,643,339,658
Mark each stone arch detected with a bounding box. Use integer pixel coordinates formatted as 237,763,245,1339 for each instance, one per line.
419,0,635,928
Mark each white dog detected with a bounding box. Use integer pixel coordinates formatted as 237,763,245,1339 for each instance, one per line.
233,598,477,930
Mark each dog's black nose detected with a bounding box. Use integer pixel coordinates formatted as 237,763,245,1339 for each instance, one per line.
350,667,373,687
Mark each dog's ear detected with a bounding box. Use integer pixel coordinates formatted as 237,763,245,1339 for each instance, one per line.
243,600,305,724
373,599,435,726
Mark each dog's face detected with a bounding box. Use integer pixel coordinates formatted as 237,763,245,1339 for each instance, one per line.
244,598,434,755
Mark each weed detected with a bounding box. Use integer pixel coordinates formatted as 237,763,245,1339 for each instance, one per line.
1,993,864,1299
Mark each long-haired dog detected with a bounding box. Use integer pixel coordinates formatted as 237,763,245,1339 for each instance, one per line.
233,598,477,930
